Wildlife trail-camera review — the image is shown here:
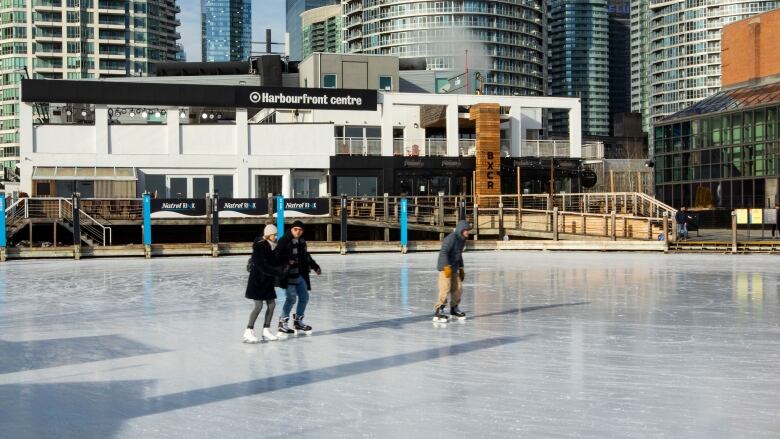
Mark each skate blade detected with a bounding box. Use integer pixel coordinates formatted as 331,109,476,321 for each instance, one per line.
293,330,313,336
275,332,291,339
432,316,450,323
243,339,259,344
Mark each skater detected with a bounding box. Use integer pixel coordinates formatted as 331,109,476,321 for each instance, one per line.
276,220,321,337
433,220,471,322
772,203,780,238
243,224,286,343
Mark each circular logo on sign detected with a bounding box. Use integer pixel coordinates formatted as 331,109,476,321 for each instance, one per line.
249,92,261,103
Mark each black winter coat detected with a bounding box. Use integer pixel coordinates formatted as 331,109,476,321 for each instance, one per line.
276,233,320,290
245,238,285,300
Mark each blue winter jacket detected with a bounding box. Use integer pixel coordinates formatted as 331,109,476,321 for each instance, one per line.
436,220,470,271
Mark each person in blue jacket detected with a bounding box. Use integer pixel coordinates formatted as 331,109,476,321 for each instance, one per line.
433,220,471,322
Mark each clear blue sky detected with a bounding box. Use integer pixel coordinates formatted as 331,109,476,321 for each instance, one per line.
179,0,287,61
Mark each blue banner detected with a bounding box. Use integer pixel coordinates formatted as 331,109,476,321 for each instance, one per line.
276,196,285,235
0,196,6,248
400,198,408,247
142,194,151,245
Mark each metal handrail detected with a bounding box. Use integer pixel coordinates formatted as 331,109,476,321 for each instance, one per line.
61,198,112,246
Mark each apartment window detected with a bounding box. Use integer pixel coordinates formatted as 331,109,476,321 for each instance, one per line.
379,75,392,90
323,74,337,88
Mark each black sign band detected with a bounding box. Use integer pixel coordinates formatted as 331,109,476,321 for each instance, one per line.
22,79,378,111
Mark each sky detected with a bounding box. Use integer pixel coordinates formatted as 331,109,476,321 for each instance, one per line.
178,0,287,61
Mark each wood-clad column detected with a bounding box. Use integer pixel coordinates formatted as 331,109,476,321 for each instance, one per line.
470,103,501,205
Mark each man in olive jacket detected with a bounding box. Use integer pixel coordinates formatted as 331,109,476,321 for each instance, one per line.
434,220,471,321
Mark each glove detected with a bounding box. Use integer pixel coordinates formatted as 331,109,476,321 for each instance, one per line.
458,268,465,281
443,265,453,278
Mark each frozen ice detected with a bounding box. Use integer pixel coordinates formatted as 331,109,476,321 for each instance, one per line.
1,251,779,438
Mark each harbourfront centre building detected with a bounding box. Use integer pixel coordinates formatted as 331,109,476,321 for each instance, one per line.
16,54,588,200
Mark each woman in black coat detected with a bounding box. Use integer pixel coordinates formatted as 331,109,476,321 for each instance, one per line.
243,224,285,343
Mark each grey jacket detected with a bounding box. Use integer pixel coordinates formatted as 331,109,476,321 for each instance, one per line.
436,220,470,271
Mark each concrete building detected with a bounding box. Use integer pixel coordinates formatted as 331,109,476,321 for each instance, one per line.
301,4,342,59
0,0,181,185
340,0,546,96
286,0,339,61
637,0,778,131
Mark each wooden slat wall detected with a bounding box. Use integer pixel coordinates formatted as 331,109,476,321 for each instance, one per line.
469,103,501,204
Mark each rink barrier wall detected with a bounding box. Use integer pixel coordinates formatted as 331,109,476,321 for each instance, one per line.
1,240,669,260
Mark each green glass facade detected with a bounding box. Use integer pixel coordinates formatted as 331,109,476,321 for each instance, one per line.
654,104,780,209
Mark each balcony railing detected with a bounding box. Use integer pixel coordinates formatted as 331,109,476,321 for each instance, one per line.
522,140,570,158
335,137,381,156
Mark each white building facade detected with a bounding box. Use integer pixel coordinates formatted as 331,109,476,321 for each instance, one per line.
18,79,582,198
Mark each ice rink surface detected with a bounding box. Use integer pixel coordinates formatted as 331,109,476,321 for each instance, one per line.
1,251,779,438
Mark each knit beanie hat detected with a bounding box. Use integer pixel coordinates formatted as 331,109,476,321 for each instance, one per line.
263,224,278,237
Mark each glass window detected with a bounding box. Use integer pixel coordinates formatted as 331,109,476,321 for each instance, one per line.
323,74,337,88
214,175,233,198
144,174,165,198
169,178,187,199
193,177,210,198
256,175,282,197
379,75,392,90
356,176,377,196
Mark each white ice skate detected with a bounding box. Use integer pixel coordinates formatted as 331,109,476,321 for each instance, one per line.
243,328,259,344
262,327,278,341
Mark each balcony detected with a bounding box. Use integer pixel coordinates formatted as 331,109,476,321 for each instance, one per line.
392,139,447,157
522,140,570,158
335,137,381,156
582,142,605,159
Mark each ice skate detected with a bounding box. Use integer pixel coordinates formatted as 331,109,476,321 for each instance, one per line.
262,327,278,341
277,317,295,339
293,314,313,335
432,305,450,323
243,328,259,344
450,306,466,321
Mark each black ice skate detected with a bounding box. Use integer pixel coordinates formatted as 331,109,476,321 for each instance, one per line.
432,305,450,323
277,317,295,339
293,314,313,335
450,306,466,320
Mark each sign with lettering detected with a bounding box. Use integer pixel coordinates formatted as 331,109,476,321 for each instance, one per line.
764,208,777,225
470,103,502,200
150,199,207,218
237,87,377,111
218,198,269,217
283,198,330,217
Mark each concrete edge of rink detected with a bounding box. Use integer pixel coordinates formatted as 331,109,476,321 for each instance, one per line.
1,239,668,261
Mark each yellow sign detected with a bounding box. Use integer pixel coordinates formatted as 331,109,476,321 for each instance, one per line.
736,209,749,225
749,208,763,224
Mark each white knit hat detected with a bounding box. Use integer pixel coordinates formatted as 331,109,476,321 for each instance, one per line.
263,224,278,237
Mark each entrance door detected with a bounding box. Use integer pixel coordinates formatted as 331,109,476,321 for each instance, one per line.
293,177,321,198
